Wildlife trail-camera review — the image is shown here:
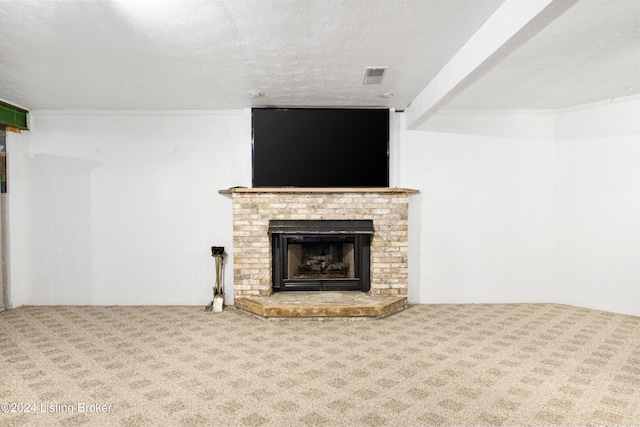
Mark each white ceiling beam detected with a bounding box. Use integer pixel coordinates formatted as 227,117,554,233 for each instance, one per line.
403,0,579,130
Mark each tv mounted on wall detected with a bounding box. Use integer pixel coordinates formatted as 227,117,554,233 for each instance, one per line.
252,107,389,188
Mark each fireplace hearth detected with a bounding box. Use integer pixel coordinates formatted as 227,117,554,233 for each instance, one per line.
269,220,373,292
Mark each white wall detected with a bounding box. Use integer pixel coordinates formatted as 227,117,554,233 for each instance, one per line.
401,98,640,316
7,111,249,306
402,112,558,304
553,99,640,315
6,101,639,316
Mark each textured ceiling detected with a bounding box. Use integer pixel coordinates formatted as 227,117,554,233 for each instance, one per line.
442,0,640,110
0,0,504,110
0,0,638,114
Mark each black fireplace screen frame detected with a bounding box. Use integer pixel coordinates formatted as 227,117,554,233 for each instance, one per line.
269,220,373,292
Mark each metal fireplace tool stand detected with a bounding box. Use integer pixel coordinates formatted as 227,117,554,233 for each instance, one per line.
205,246,225,312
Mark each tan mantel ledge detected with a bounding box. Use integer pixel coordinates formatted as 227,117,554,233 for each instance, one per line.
218,187,420,195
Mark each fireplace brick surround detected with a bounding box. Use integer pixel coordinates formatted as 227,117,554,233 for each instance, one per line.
220,188,418,300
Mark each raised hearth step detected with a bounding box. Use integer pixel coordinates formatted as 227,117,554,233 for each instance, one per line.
234,291,407,319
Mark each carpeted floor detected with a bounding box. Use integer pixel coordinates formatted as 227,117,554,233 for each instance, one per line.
1,303,639,426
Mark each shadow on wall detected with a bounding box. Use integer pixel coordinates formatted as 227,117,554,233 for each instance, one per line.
24,153,98,304
416,112,556,141
407,192,422,304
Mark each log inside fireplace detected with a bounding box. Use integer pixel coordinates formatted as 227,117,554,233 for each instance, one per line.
268,220,373,292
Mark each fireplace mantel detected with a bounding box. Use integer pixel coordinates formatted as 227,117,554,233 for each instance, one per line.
219,187,419,195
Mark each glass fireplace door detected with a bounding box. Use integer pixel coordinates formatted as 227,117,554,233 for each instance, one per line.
272,234,370,292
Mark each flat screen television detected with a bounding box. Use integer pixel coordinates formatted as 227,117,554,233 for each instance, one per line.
252,108,389,188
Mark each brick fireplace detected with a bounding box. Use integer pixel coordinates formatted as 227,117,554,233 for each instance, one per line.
220,188,418,301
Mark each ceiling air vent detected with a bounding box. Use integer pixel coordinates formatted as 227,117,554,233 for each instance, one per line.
362,67,387,85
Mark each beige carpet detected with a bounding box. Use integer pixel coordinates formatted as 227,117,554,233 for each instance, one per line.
0,303,639,426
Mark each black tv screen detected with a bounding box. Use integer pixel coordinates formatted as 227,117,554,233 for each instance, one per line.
252,108,389,188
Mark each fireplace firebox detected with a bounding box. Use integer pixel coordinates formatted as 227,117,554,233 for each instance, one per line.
269,220,373,292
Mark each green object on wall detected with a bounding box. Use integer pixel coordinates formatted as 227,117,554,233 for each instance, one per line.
0,101,28,129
